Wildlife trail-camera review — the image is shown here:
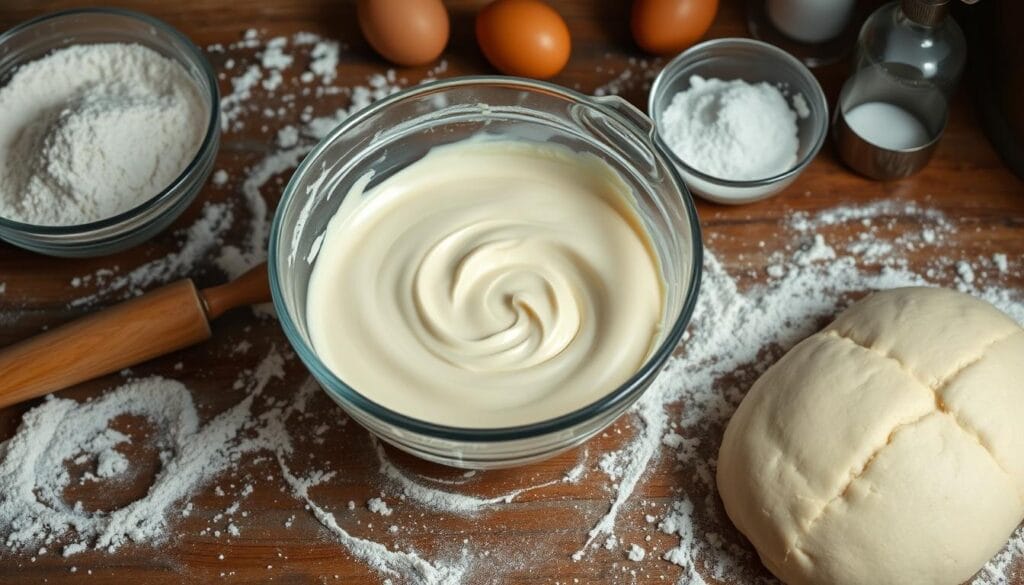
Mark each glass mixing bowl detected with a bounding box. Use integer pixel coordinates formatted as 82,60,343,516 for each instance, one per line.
0,8,219,257
270,77,702,469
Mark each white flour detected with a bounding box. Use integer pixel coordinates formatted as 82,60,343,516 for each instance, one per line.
659,75,802,181
370,437,584,515
0,44,205,226
4,197,1021,585
590,56,662,97
69,34,408,305
0,351,283,556
69,202,233,307
367,496,393,517
4,29,1022,585
577,201,1023,584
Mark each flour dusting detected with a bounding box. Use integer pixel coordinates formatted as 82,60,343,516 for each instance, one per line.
1,28,1022,585
575,200,1023,584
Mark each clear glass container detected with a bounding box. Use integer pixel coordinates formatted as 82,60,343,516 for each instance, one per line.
855,0,966,99
270,77,703,469
833,0,965,179
0,8,220,258
747,0,860,67
648,38,829,205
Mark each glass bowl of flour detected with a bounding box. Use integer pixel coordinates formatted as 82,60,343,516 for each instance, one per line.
649,38,828,205
270,77,703,469
0,8,219,257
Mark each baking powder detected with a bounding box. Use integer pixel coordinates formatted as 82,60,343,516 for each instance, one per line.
659,75,801,181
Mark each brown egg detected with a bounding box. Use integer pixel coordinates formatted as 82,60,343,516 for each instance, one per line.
476,0,571,79
357,0,449,66
631,0,718,56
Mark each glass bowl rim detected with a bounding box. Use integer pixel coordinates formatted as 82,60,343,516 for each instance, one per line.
0,7,220,235
648,37,829,189
269,75,704,443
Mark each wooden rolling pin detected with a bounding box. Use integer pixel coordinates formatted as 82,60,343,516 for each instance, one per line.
0,262,271,409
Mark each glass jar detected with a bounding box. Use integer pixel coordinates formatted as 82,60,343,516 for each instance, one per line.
855,0,966,99
269,77,703,469
746,0,860,67
834,0,966,179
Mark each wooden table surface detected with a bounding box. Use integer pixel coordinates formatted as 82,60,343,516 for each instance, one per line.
1,1,1022,584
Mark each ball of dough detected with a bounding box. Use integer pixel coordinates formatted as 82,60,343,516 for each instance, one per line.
717,287,1024,585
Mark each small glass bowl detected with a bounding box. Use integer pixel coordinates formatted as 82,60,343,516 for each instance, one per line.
648,38,828,205
270,77,703,469
0,8,220,257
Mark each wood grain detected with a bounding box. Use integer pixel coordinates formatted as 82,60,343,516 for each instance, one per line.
0,260,271,409
0,1,1021,584
201,263,270,320
0,279,210,409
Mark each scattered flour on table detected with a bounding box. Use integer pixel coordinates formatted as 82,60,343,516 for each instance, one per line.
578,200,1023,585
994,253,1009,274
279,457,466,584
589,55,662,97
69,202,233,307
0,44,205,226
95,449,129,479
370,437,579,515
367,497,393,517
212,169,229,186
5,196,1021,584
7,28,1023,585
0,351,284,556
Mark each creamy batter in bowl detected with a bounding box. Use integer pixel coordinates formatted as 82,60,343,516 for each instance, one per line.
270,77,702,468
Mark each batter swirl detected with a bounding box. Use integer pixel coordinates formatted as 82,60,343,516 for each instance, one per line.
306,140,664,428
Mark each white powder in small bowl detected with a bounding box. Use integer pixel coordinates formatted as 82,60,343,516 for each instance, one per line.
659,75,801,182
0,43,206,226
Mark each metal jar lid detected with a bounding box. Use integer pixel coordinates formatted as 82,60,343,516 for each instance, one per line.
902,0,951,27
